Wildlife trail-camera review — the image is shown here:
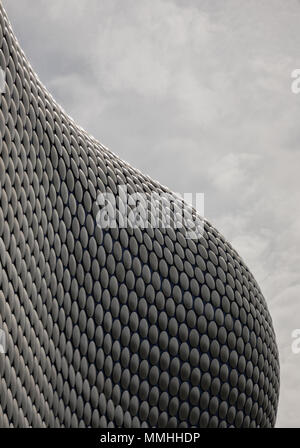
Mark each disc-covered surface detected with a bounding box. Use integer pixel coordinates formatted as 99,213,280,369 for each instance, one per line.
0,3,279,428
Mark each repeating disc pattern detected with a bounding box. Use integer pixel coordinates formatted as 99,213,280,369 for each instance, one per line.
0,3,279,428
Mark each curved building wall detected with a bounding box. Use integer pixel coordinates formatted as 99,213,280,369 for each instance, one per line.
0,4,279,428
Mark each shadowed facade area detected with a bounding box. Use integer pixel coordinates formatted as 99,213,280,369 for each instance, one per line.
0,3,279,428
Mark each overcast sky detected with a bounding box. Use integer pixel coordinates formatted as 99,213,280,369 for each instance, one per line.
3,0,300,427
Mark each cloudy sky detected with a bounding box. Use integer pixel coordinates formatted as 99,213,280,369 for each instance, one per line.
3,0,300,427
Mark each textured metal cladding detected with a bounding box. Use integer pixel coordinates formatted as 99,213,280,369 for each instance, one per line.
0,3,279,428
